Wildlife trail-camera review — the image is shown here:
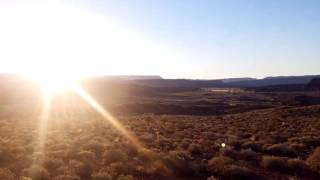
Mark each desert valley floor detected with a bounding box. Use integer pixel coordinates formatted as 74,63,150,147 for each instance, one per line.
0,86,320,180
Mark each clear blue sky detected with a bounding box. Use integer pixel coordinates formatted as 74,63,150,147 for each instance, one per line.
69,0,320,78
1,0,320,79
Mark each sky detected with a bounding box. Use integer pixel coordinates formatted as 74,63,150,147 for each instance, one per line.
0,0,319,79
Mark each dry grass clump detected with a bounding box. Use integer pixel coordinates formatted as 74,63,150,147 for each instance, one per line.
306,147,320,173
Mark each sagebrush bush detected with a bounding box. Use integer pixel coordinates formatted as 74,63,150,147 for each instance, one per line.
43,158,64,171
0,149,14,166
52,175,81,180
242,142,263,152
188,143,202,155
223,165,261,179
266,144,297,157
22,165,50,180
76,150,96,162
206,176,218,180
103,149,128,165
207,155,233,174
117,174,135,180
0,168,16,180
163,150,193,177
306,147,320,173
69,160,93,178
92,172,112,180
261,156,288,171
286,158,313,176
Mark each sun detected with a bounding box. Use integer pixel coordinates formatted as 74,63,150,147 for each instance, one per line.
25,70,81,95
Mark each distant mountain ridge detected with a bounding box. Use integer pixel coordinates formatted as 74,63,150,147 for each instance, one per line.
308,78,320,90
130,79,224,88
1,73,320,89
100,75,162,80
221,78,257,83
225,75,320,87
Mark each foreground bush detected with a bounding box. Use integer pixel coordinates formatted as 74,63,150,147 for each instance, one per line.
69,160,93,178
22,165,50,180
52,175,80,180
92,172,112,180
261,156,288,171
307,147,320,173
0,168,16,180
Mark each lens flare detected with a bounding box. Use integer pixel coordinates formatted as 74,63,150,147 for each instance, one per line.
73,85,145,150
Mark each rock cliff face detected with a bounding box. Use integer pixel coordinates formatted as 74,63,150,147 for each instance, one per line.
308,78,320,89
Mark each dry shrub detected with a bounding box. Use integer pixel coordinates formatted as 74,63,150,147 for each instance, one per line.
207,156,233,174
223,165,261,179
240,148,259,162
207,156,260,179
290,143,307,152
220,148,259,163
306,147,320,173
48,150,69,160
228,139,242,150
92,172,112,180
0,149,14,165
242,142,263,152
188,143,202,155
103,149,128,165
179,139,191,150
0,168,16,180
301,136,320,147
104,162,133,178
206,176,218,180
76,150,96,162
81,141,105,156
43,158,64,171
266,144,297,157
22,165,50,180
52,175,80,180
220,148,239,160
20,177,32,180
287,158,310,175
147,159,171,177
69,160,93,178
139,133,155,143
261,156,288,171
163,150,193,177
117,174,135,180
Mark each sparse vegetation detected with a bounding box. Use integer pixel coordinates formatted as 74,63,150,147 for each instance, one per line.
0,82,320,179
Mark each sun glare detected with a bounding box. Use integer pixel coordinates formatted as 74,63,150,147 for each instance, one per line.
25,70,80,95
0,1,194,79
